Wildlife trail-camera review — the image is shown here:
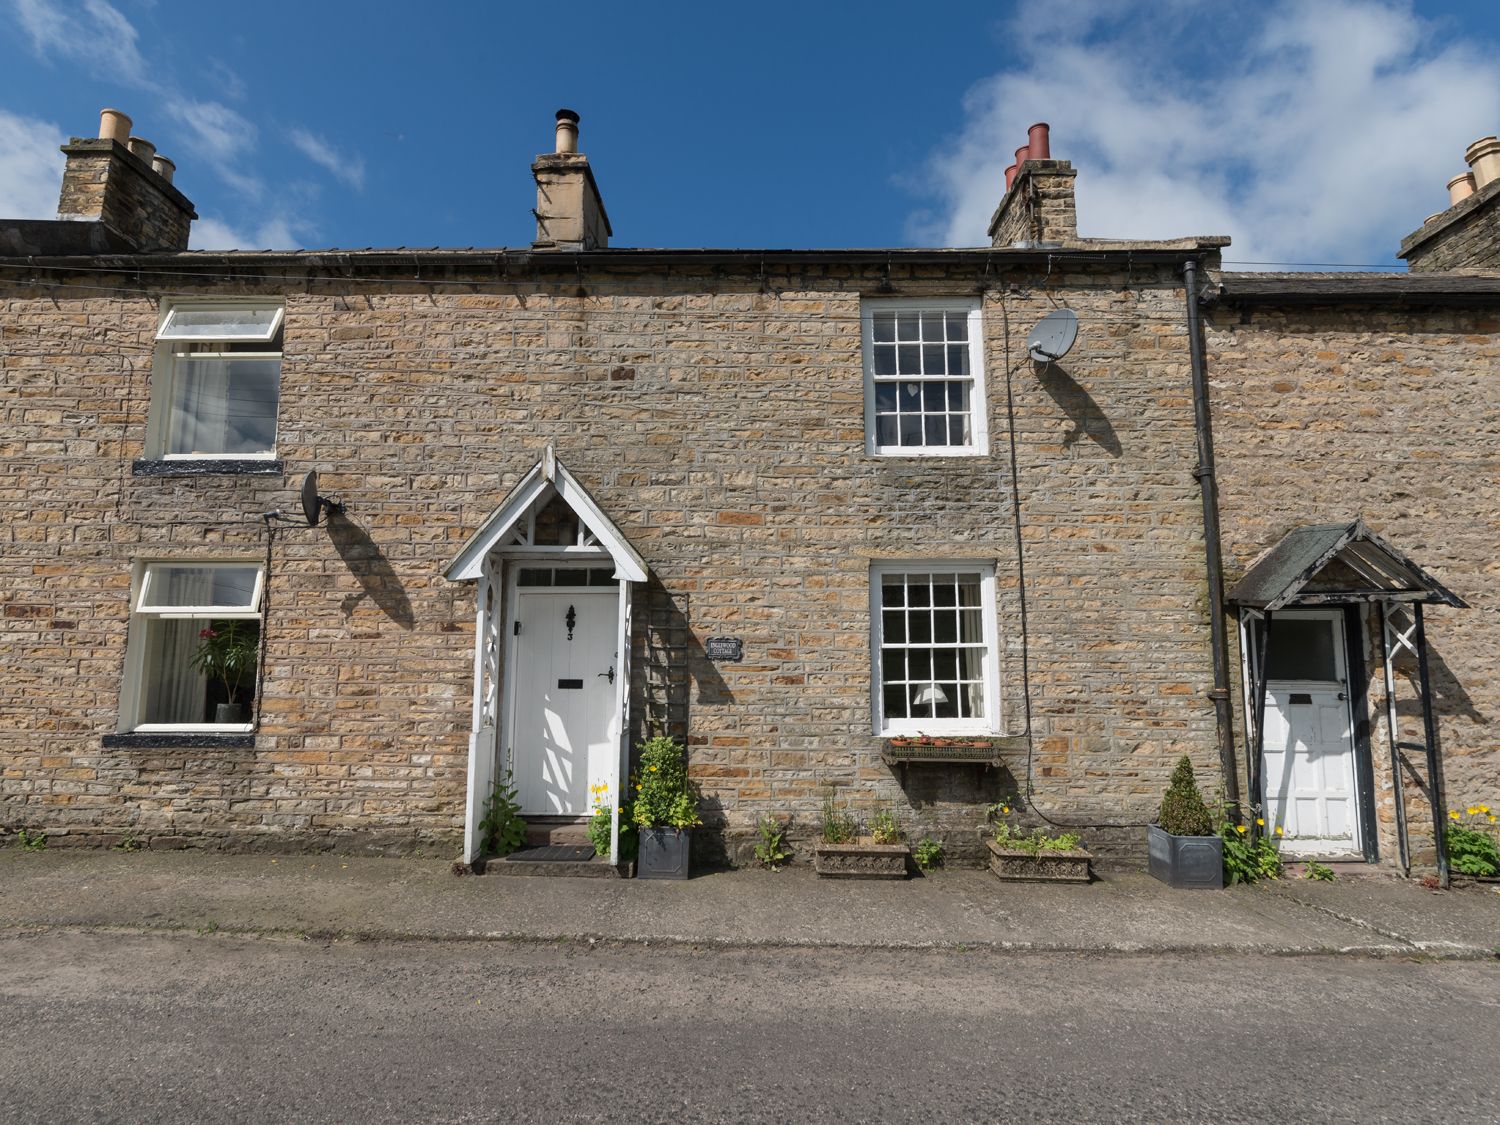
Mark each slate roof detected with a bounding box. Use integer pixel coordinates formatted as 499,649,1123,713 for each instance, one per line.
1227,520,1466,610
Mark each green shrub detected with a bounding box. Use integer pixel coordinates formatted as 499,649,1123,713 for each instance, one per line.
1446,805,1500,877
869,809,904,845
819,791,858,844
631,737,701,830
1157,755,1213,837
753,816,791,870
992,821,1082,855
587,782,637,860
1220,822,1282,885
913,836,944,871
1303,860,1336,882
479,770,526,856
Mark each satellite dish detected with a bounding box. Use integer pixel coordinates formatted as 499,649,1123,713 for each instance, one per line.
299,470,345,527
1026,308,1079,363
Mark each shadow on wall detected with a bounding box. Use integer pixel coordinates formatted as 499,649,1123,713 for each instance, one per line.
1392,642,1484,725
633,577,733,742
1034,360,1122,457
328,514,415,630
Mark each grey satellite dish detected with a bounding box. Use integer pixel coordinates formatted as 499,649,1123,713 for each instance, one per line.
1027,308,1079,362
299,470,345,527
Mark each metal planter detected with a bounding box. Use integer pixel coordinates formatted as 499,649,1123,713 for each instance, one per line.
637,826,692,880
1147,823,1224,889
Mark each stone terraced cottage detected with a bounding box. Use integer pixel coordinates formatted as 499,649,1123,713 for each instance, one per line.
2,108,1497,877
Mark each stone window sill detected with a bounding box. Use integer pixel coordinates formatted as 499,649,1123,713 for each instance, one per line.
132,458,284,478
102,732,256,749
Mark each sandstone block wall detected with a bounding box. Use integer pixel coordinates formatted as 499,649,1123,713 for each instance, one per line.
1,256,1222,861
1208,299,1500,865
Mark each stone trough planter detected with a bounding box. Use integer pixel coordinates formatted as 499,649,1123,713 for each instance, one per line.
986,839,1092,883
814,839,909,879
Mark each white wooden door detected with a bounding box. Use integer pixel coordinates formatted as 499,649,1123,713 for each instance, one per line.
508,590,618,815
1260,611,1361,856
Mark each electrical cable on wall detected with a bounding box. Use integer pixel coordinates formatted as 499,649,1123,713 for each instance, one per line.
998,291,1149,831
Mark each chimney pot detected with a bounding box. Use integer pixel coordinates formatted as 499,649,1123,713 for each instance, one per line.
127,135,156,165
1004,163,1018,192
152,154,176,184
1447,172,1477,206
1464,136,1500,190
555,108,580,154
98,108,132,144
1027,122,1051,161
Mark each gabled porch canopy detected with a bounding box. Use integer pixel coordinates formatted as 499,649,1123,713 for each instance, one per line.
442,448,647,583
1227,519,1466,610
1229,519,1466,885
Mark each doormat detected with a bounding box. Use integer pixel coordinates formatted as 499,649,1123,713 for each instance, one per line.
504,845,597,863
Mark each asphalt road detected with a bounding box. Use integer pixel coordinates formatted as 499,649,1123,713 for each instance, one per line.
1,931,1495,1124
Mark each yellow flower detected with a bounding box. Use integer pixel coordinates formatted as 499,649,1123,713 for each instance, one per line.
1480,805,1490,814
1236,825,1247,835
1256,817,1265,827
1467,806,1480,816
1275,826,1284,836
1001,806,1010,815
649,766,657,773
1490,816,1497,824
1449,810,1461,820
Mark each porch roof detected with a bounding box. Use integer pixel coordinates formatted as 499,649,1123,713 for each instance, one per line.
1226,520,1466,611
442,449,648,583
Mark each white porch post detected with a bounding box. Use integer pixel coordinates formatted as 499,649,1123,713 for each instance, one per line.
462,559,500,865
609,578,634,866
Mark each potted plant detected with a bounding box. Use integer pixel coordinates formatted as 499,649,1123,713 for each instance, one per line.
985,796,1093,882
1148,755,1223,889
632,736,700,880
813,796,909,879
587,781,637,867
188,620,259,723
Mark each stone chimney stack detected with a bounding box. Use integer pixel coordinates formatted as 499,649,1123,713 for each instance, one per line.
57,108,196,251
987,123,1079,248
1400,133,1500,272
532,109,611,251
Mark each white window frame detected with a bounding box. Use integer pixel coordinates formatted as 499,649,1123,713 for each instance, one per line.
120,560,265,734
144,298,285,461
861,297,989,458
870,561,1001,736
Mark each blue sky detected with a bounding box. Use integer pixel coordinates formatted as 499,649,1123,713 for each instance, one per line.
2,0,1499,266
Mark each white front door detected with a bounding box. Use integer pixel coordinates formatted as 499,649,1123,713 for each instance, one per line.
506,587,618,815
1259,610,1361,856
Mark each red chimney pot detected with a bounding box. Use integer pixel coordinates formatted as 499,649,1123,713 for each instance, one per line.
1027,122,1051,161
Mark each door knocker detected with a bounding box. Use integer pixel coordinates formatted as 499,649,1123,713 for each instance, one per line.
565,604,576,641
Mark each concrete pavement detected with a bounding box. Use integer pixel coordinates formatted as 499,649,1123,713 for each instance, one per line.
2,848,1495,958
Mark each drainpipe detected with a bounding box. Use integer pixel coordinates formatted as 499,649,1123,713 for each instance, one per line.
1183,257,1241,814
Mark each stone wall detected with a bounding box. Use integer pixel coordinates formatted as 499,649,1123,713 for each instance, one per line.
987,162,1079,247
56,139,194,252
1400,180,1500,273
0,256,1222,862
1207,298,1500,865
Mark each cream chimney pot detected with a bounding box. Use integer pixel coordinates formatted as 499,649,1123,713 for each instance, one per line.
1465,136,1500,190
152,154,176,184
1447,172,1476,206
127,135,156,165
555,108,580,155
98,108,132,144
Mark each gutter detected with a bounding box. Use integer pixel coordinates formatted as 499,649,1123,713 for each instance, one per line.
1183,258,1241,813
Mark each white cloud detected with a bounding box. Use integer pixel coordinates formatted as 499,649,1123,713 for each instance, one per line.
13,0,151,88
0,109,65,218
164,98,263,198
912,0,1500,266
190,215,310,251
288,127,366,191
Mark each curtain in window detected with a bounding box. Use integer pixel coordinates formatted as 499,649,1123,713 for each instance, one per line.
166,358,279,455
140,568,214,723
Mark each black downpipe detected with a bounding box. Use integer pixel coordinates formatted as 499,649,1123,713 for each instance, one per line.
1183,258,1242,815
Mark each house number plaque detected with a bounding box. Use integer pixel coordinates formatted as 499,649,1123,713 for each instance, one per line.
705,637,743,662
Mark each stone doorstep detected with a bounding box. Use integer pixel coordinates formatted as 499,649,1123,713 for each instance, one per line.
523,818,591,848
481,850,633,879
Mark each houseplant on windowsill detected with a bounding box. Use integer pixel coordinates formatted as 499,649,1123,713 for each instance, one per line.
632,736,700,880
1147,755,1223,889
188,620,259,724
985,795,1093,883
813,795,910,879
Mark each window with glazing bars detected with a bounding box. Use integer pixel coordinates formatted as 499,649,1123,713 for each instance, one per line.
862,300,987,455
873,566,997,734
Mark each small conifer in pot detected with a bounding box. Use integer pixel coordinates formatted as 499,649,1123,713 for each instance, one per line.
1157,755,1213,836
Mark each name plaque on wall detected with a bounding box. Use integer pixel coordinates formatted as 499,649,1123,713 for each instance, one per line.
704,636,744,662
